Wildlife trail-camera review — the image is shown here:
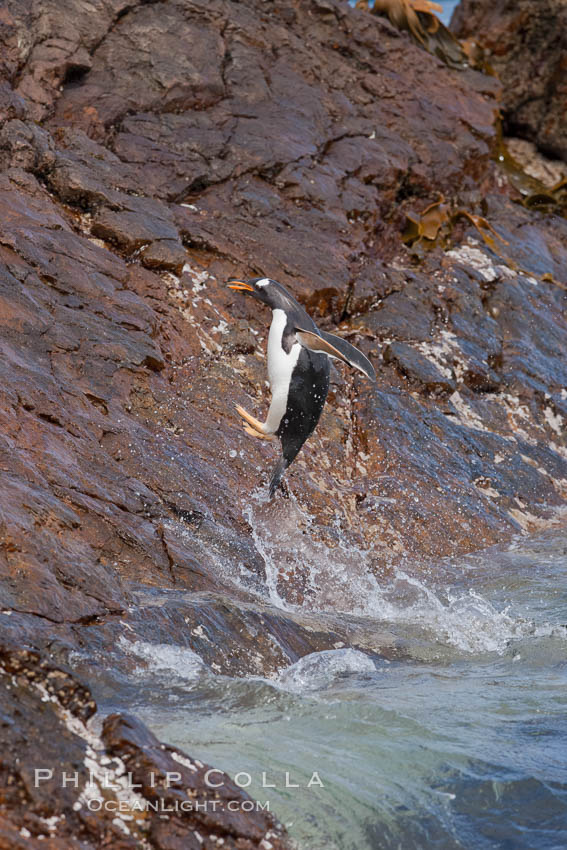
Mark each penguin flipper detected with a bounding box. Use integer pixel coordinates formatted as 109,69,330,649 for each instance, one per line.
296,329,376,382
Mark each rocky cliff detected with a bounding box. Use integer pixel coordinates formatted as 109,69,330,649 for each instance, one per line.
453,0,567,163
1,0,567,844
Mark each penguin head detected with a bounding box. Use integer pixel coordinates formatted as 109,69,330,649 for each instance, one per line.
227,277,298,311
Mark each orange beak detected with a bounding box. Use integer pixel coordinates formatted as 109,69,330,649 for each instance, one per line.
227,280,254,292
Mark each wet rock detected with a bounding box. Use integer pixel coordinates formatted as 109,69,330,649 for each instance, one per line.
0,81,28,123
6,0,134,123
362,286,435,342
0,645,96,720
0,644,290,848
140,241,188,275
91,206,178,253
49,2,226,137
452,0,567,162
45,128,143,208
102,713,289,848
505,138,567,190
0,118,55,172
384,341,456,395
457,339,501,393
0,0,563,600
0,0,564,621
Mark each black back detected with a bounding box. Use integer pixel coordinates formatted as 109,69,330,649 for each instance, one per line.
268,347,330,495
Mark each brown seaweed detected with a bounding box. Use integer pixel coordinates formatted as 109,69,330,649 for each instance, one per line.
403,197,508,252
499,140,567,218
356,0,468,68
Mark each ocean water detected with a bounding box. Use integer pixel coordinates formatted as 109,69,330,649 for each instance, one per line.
105,510,567,850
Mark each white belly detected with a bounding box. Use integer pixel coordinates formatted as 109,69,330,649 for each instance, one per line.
264,308,300,434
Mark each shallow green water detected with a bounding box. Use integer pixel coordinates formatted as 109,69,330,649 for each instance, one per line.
110,529,567,849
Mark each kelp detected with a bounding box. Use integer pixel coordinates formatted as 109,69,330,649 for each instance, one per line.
403,195,566,290
403,197,508,252
356,0,468,68
497,142,567,218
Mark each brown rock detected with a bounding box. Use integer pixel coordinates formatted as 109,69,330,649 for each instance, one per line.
0,0,564,608
505,138,567,189
384,341,456,395
91,204,180,254
0,119,55,172
452,0,567,162
0,645,290,849
140,241,187,274
102,713,286,845
362,288,435,342
0,0,563,637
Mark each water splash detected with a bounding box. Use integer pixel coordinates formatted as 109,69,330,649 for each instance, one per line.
275,649,376,693
118,638,205,681
243,496,563,655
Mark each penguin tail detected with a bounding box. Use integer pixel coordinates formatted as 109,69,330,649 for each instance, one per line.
268,456,288,499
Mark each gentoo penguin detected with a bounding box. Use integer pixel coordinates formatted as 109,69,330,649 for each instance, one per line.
227,277,376,497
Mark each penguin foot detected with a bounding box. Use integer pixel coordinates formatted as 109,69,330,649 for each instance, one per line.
243,424,275,441
235,404,271,438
